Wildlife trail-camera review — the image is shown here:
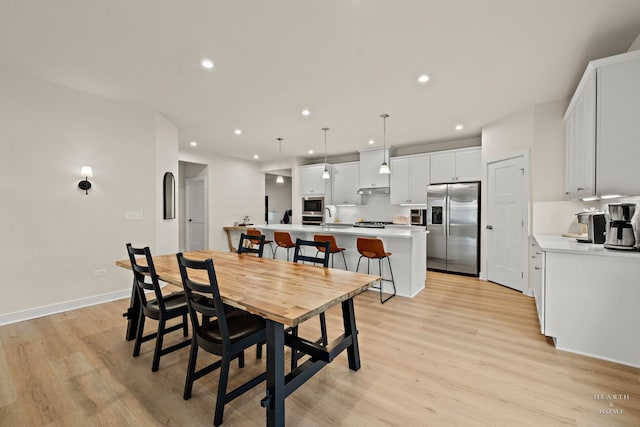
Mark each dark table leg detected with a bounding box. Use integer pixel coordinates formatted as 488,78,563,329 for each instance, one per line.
123,277,140,341
341,298,361,371
265,320,285,427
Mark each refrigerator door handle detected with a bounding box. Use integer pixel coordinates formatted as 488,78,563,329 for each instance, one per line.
445,195,450,237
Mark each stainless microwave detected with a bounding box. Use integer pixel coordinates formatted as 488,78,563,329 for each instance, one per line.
302,197,324,215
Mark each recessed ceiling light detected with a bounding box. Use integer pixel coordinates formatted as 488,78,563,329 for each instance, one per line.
455,124,464,131
308,150,314,154
301,109,310,117
201,59,214,69
190,141,198,147
418,74,430,84
234,129,242,135
368,139,375,145
253,154,259,159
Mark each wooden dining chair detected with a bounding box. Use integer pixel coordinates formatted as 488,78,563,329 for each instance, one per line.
126,243,190,372
237,232,265,257
177,253,267,427
289,238,331,369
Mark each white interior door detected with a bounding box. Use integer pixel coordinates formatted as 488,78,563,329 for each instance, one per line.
486,154,528,292
185,177,206,251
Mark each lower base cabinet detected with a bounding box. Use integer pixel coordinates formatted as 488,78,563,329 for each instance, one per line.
533,240,640,368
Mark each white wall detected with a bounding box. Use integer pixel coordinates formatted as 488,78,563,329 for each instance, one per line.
179,150,265,251
155,114,179,255
0,71,166,321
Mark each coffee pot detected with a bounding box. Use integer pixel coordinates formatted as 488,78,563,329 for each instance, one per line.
604,203,636,250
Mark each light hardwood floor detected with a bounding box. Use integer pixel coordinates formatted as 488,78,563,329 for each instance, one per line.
1,272,638,426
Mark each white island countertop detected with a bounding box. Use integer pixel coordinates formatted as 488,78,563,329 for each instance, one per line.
255,223,428,298
258,224,428,239
534,234,640,258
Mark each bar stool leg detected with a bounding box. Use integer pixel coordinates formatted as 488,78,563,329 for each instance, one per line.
378,256,396,304
341,251,348,270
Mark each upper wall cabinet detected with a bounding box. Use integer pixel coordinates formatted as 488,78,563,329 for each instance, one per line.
430,147,481,184
565,50,640,199
299,164,330,196
359,148,390,189
331,162,361,205
390,154,430,205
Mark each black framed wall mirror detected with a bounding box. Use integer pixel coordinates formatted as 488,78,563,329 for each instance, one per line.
163,172,176,219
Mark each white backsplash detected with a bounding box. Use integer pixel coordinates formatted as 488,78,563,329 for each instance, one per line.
332,194,411,223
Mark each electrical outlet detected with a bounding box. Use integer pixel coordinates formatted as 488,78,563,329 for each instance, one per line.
94,269,107,277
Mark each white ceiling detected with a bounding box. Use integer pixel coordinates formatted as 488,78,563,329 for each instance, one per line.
1,1,640,164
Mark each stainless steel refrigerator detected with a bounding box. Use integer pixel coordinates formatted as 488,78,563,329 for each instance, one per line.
427,183,480,276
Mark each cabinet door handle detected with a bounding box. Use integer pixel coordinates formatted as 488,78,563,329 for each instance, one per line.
577,187,584,191
534,266,542,270
486,225,493,230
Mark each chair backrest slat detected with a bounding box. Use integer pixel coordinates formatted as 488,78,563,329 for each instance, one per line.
238,233,265,257
293,238,330,267
176,253,231,345
126,243,165,307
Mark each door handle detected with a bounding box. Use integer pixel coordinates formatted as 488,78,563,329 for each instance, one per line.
486,225,493,230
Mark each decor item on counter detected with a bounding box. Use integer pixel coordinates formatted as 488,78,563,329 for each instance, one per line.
163,172,176,219
378,114,390,175
574,209,605,243
78,166,93,194
276,137,284,184
321,127,330,180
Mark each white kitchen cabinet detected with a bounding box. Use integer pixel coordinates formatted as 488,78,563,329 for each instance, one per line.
390,154,430,205
565,71,596,199
359,148,390,189
532,235,640,368
429,147,481,184
331,162,361,205
299,164,330,196
530,239,545,334
564,50,640,199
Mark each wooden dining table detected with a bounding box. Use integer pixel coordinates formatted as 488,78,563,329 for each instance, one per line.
116,250,380,426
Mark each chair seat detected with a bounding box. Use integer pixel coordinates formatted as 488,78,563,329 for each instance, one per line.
360,250,391,259
147,291,188,313
198,310,266,342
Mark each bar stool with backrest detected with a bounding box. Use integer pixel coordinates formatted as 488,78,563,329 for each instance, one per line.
246,228,274,258
314,234,348,270
355,237,396,303
273,231,296,261
237,233,265,257
177,253,267,427
126,243,191,372
289,238,331,369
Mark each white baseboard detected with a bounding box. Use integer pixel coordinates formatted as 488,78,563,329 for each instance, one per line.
0,288,131,327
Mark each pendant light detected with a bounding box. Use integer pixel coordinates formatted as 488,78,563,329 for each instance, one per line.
378,113,391,174
276,138,284,184
321,127,330,179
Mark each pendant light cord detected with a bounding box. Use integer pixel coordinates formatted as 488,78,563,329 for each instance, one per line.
380,113,389,163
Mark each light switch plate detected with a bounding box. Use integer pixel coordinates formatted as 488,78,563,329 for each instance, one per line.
125,210,143,220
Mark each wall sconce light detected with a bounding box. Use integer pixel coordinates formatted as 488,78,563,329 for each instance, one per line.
78,166,93,194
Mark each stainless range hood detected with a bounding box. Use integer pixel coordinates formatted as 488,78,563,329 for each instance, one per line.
357,187,390,195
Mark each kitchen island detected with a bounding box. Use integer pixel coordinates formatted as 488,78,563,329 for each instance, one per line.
257,224,428,298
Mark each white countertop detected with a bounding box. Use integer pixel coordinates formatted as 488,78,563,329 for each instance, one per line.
257,224,428,239
533,234,640,258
